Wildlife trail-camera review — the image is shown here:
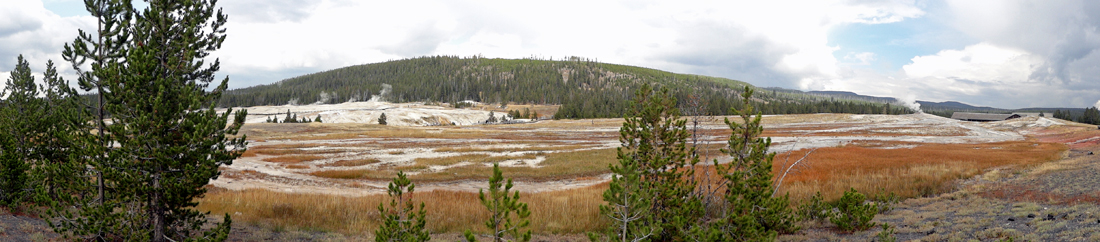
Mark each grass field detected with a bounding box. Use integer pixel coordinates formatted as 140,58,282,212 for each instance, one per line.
202,114,1078,237
198,183,607,234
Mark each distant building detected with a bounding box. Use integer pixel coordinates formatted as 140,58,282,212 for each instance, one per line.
951,112,1022,122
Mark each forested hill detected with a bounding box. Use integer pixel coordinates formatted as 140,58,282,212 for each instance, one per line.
218,56,913,118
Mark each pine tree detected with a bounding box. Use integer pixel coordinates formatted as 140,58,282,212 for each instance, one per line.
58,0,246,240
380,113,388,125
314,114,322,123
465,163,531,242
0,55,36,209
708,86,798,240
28,60,92,209
588,129,660,242
50,0,134,239
487,111,498,123
284,109,294,123
1080,107,1100,125
375,171,430,242
617,84,701,241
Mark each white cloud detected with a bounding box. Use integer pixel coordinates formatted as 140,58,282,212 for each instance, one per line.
0,71,8,92
903,43,1042,84
843,52,877,65
944,0,1100,84
0,0,93,92
205,0,926,88
29,0,1100,109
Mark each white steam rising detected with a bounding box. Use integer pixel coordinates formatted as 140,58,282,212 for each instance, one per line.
369,84,392,102
896,94,922,113
1094,99,1100,109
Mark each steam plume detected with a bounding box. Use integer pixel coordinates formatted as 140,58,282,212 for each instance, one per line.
369,84,392,102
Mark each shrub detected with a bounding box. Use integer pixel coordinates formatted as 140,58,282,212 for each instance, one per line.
797,191,831,223
871,190,900,214
830,188,878,232
875,223,897,242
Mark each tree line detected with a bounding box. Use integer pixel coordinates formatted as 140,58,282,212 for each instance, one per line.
1052,108,1100,125
214,56,913,119
0,0,243,241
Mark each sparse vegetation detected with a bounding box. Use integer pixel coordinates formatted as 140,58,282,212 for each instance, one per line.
465,163,531,242
375,171,430,242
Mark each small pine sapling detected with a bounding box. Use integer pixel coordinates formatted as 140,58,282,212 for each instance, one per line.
379,113,388,125
375,171,430,242
875,223,897,242
465,163,530,242
588,144,660,242
831,188,878,232
797,191,830,223
713,86,798,240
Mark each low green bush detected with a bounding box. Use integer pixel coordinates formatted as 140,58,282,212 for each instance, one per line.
830,188,878,232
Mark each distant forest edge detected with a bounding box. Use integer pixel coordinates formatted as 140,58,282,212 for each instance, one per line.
214,56,913,119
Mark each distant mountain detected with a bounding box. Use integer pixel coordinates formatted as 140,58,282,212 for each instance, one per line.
917,101,1000,112
806,90,898,103
217,56,914,118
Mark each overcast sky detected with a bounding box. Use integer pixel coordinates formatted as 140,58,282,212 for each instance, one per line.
3,0,1100,109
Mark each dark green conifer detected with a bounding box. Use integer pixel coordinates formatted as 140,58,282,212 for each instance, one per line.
0,55,36,209
55,0,246,240
465,163,531,242
708,86,798,240
592,84,701,241
375,171,430,242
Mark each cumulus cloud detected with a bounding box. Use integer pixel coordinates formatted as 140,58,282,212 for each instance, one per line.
0,0,93,91
20,0,1100,109
829,42,1096,108
903,43,1042,84
944,0,1100,84
218,0,324,23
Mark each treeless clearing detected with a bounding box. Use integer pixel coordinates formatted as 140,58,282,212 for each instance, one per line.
262,155,325,163
197,183,606,234
774,141,1066,202
206,112,1082,236
327,158,382,167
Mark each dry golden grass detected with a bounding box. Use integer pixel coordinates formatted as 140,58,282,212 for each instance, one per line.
433,145,590,153
414,154,539,167
328,158,382,167
411,148,617,181
769,141,1066,203
309,168,412,180
285,164,311,169
499,104,561,120
262,155,325,163
197,183,607,234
